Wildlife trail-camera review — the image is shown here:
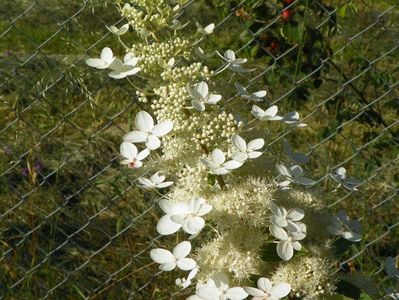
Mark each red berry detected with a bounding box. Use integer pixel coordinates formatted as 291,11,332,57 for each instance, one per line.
283,0,295,4
270,40,279,51
281,9,292,22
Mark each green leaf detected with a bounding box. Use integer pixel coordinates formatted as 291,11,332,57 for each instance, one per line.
323,293,354,300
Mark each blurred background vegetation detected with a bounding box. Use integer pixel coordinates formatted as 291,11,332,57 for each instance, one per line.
0,0,398,299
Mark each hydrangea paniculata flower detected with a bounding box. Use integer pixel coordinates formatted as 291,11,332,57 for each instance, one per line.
150,240,196,271
270,223,306,261
187,81,222,112
231,134,265,162
235,83,266,102
137,172,173,189
327,210,361,242
244,277,291,300
119,142,150,168
330,167,362,191
200,149,243,175
251,105,283,121
276,163,315,189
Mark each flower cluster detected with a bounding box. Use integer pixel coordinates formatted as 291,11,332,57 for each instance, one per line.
85,0,368,298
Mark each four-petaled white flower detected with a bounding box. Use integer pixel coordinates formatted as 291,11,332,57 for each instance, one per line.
200,149,243,175
235,83,266,102
123,111,173,150
330,167,362,191
270,223,306,261
189,272,248,300
86,47,118,70
251,105,283,121
231,134,265,162
244,277,291,300
150,241,197,271
217,50,254,73
157,198,212,236
176,266,199,289
327,210,361,242
196,22,215,35
269,201,305,229
276,163,315,189
137,172,173,189
120,142,150,168
187,81,222,112
384,257,399,279
106,23,129,36
283,139,309,164
108,52,141,79
282,111,307,128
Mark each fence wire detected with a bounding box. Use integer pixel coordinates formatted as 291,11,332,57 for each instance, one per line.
0,0,398,299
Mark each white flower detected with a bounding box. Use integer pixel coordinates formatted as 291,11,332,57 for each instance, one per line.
330,167,362,191
187,81,222,112
251,105,283,121
119,142,150,168
191,272,248,300
217,50,254,73
269,223,306,261
176,266,199,289
200,149,243,175
85,47,119,70
137,172,173,189
327,210,361,242
150,241,196,271
106,23,129,35
108,53,141,79
282,111,307,127
235,83,266,102
384,257,399,279
283,139,309,164
269,201,305,229
196,22,215,35
231,134,265,162
156,198,212,236
276,163,315,189
244,277,291,300
123,111,173,150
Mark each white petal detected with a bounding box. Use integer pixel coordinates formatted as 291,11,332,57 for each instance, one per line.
269,201,285,217
269,225,288,240
192,100,206,112
146,135,161,150
197,286,221,299
247,151,262,159
150,172,165,184
292,241,302,251
223,160,243,170
137,177,153,187
123,67,141,76
187,85,202,99
183,216,205,235
151,120,173,137
232,152,248,162
150,248,174,264
206,94,222,104
247,138,265,151
120,142,137,159
108,70,126,79
271,215,288,228
225,49,236,61
287,208,305,221
244,287,266,297
264,105,278,117
160,261,176,271
225,287,248,300
211,149,225,164
252,90,267,98
290,165,304,178
136,148,150,161
135,111,154,132
197,202,212,216
85,58,107,69
212,167,229,175
156,181,174,188
100,47,113,63
276,164,290,177
200,158,219,169
270,283,291,298
156,215,181,235
123,131,148,143
251,105,265,118
173,241,191,259
177,258,196,271
277,240,294,261
196,81,209,98
342,231,361,242
257,277,272,293
231,134,247,152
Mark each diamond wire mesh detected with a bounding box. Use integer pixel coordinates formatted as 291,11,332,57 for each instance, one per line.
0,0,398,299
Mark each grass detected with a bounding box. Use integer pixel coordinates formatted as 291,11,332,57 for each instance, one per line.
0,0,398,299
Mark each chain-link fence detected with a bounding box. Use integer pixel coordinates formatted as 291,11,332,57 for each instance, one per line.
0,0,398,299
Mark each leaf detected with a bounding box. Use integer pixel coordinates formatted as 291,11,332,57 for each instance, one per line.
322,293,354,300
